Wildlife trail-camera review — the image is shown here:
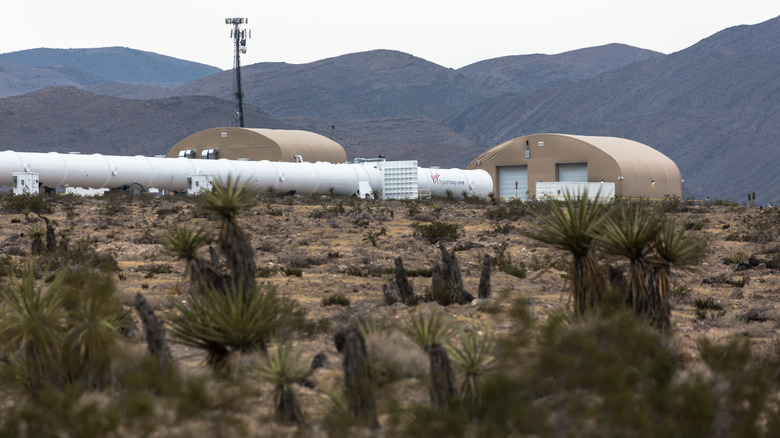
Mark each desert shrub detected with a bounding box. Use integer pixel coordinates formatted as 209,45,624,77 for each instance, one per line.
406,267,433,277
98,192,128,216
695,297,723,310
322,293,351,307
684,218,706,231
411,219,459,243
658,194,683,213
668,282,692,302
0,255,14,277
491,242,527,279
365,330,428,384
484,200,526,221
256,266,276,278
264,204,283,216
473,310,715,437
712,198,739,207
527,253,568,272
155,206,181,217
283,266,303,277
1,193,53,215
37,239,119,276
491,224,516,235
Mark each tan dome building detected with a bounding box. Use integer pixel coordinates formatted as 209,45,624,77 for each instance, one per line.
467,134,682,201
168,127,347,163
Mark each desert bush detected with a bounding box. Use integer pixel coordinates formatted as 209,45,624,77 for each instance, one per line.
668,282,692,302
1,193,53,215
283,266,303,277
411,219,459,244
659,194,683,213
322,293,351,307
256,266,276,278
365,330,428,384
527,253,568,272
406,267,433,277
490,242,527,279
36,239,119,277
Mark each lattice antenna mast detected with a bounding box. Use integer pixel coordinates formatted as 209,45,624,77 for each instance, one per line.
225,17,250,127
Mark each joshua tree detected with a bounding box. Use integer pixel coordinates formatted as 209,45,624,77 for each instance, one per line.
598,202,664,322
524,191,607,316
334,324,379,428
163,224,225,295
169,282,285,375
134,293,173,371
28,224,46,255
650,220,705,327
599,203,704,328
258,342,311,425
447,328,495,412
201,176,257,295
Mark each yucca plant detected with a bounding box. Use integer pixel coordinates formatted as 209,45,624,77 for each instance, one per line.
399,312,456,408
0,265,68,396
28,224,46,255
201,176,257,294
163,224,223,295
169,282,284,375
650,220,706,328
523,190,607,315
357,317,386,338
63,271,124,388
447,329,496,410
399,311,451,351
258,342,311,425
598,202,663,320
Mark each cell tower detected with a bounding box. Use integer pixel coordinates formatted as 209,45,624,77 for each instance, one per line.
225,17,250,127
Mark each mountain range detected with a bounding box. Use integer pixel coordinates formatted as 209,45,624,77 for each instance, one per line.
0,15,778,203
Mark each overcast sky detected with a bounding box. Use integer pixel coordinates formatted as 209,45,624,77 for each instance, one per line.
3,1,778,70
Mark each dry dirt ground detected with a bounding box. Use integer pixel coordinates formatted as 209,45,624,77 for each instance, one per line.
1,193,779,435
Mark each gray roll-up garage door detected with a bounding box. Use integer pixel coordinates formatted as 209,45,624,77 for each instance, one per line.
557,162,588,183
497,165,528,201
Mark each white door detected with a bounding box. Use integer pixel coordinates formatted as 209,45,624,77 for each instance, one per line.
557,163,588,182
497,165,528,201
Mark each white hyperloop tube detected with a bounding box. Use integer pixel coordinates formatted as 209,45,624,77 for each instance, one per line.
417,167,493,198
0,151,386,196
0,151,492,198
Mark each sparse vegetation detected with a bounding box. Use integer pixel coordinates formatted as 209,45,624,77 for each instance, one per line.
322,292,351,307
411,219,459,243
0,192,778,436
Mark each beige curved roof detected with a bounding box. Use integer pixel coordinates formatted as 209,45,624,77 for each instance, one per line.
168,127,347,163
467,133,681,199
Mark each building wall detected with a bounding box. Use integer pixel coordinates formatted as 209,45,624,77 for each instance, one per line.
467,134,681,199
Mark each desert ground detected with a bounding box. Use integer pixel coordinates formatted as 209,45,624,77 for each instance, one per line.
0,191,778,436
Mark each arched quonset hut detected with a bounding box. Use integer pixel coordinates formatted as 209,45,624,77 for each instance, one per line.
467,134,682,201
168,127,347,163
